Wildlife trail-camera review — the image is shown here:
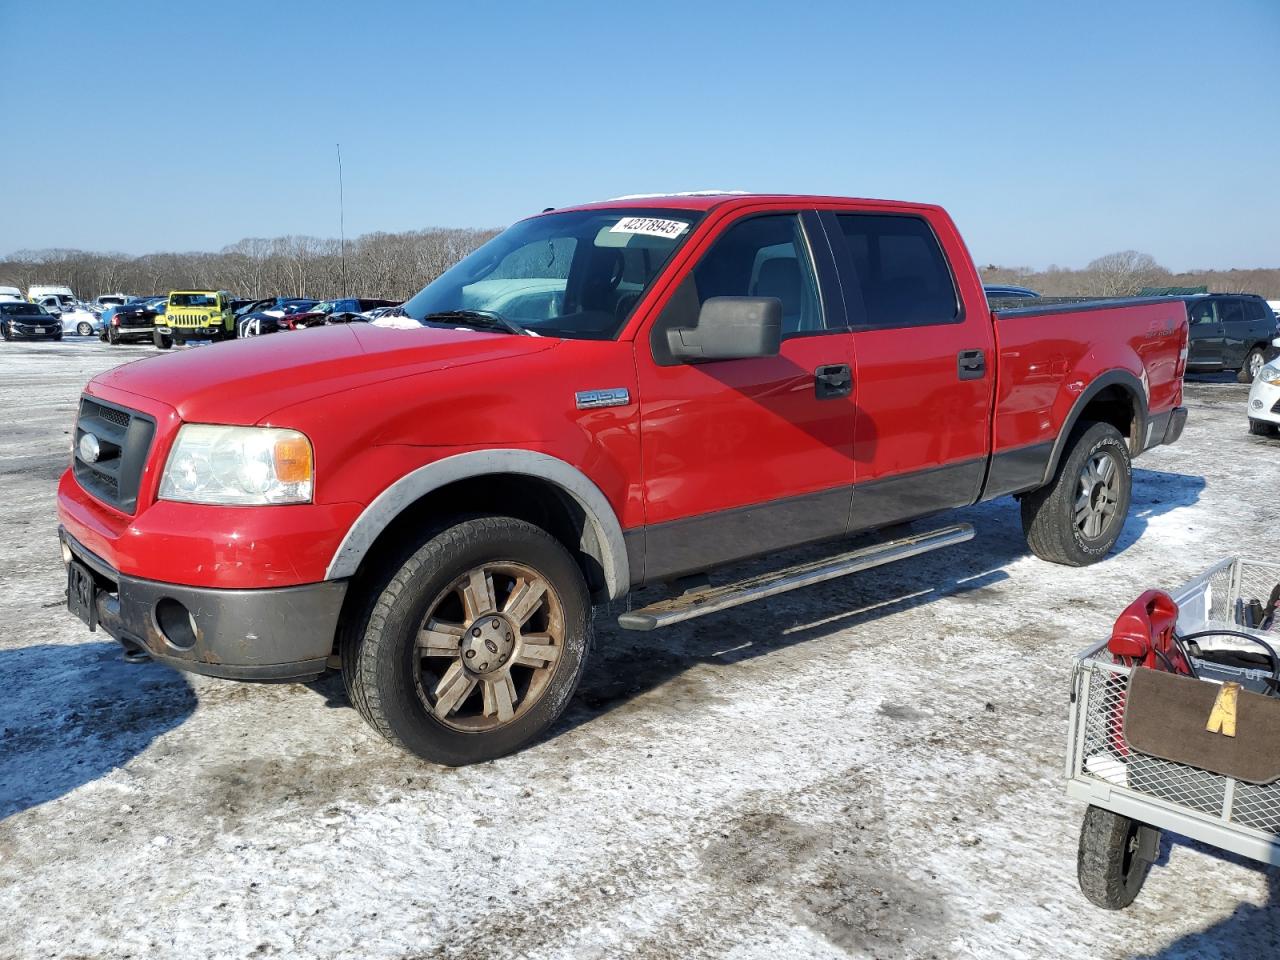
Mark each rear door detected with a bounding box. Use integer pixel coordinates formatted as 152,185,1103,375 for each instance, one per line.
1186,299,1223,366
634,209,856,583
1218,297,1251,368
822,208,996,530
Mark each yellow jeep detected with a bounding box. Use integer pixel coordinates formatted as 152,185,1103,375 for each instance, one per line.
155,290,234,348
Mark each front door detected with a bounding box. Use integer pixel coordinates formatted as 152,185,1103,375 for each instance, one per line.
634,211,856,583
822,209,996,529
1187,299,1224,367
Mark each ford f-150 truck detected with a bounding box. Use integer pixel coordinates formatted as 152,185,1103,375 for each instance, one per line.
57,193,1189,765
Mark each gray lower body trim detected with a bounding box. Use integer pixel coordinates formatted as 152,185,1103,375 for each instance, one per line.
849,457,986,530
980,442,1055,500
633,458,987,585
639,486,852,585
62,529,346,682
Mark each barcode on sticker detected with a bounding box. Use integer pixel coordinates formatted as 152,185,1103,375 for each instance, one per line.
609,217,689,239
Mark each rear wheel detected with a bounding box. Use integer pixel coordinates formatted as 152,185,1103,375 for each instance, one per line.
1239,347,1267,383
342,516,592,766
1077,805,1159,909
1021,420,1132,566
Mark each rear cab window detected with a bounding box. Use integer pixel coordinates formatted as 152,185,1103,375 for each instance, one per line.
827,213,961,329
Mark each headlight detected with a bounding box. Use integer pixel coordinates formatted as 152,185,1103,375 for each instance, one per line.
158,425,313,505
1259,364,1280,386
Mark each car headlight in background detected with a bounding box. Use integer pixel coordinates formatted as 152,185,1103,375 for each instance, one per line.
1258,364,1280,386
158,425,313,505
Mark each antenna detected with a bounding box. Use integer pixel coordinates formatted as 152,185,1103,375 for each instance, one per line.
336,143,347,297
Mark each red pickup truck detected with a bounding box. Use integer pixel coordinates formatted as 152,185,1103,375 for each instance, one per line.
58,193,1188,764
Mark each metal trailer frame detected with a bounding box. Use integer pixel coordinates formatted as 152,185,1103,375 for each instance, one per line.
1066,556,1280,867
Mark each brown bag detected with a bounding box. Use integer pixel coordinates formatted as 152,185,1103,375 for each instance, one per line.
1123,668,1280,785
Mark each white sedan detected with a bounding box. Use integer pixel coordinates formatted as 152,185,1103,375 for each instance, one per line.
1247,337,1280,436
59,304,103,337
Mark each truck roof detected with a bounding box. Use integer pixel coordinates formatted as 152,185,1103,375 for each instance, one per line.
551,192,943,215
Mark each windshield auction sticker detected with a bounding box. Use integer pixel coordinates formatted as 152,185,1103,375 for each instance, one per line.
609,217,689,239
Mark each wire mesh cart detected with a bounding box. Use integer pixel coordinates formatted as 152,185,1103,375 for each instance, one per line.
1066,556,1280,908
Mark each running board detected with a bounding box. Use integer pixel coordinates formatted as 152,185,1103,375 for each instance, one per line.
616,523,974,631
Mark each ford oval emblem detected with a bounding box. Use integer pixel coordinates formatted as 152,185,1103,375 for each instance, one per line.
79,433,101,463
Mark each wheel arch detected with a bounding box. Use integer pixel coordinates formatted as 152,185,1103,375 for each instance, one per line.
1041,370,1148,486
326,449,630,601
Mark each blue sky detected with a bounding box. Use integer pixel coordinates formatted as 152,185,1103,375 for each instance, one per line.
2,0,1277,270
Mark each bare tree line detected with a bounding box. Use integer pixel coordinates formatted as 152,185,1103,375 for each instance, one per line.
0,228,499,301
981,250,1280,299
2,232,1278,302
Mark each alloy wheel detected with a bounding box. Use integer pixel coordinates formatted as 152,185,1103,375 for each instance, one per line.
414,562,564,732
1249,351,1264,380
1075,451,1120,540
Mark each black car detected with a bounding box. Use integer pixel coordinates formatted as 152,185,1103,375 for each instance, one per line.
103,296,167,345
237,299,319,337
0,302,62,341
1182,293,1277,382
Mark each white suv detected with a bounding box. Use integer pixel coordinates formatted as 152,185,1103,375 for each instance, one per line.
1248,337,1280,436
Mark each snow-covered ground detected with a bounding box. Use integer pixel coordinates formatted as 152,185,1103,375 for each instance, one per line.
1,337,1277,960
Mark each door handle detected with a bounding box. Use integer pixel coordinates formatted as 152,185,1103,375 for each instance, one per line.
814,363,852,399
958,349,986,381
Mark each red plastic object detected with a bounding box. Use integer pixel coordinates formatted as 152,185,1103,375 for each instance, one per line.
1108,589,1191,675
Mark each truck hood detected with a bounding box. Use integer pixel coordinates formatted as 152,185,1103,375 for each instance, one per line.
89,323,557,425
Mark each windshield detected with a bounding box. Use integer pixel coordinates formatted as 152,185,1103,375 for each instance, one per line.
1,303,46,316
401,208,701,340
170,293,218,307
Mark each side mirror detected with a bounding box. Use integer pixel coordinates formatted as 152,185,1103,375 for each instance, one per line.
666,296,782,362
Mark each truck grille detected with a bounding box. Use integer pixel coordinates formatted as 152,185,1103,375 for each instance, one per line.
169,311,213,328
73,396,156,514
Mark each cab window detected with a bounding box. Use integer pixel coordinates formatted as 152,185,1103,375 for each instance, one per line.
691,214,824,336
834,214,960,329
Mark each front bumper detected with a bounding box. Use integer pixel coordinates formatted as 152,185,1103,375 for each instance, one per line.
61,528,347,681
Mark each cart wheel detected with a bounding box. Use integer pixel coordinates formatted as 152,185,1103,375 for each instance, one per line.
1077,805,1159,909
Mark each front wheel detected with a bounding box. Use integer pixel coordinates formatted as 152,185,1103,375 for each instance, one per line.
1021,420,1132,566
1077,806,1159,909
77,321,94,337
153,330,172,350
1239,348,1266,383
342,516,592,766
1249,418,1278,437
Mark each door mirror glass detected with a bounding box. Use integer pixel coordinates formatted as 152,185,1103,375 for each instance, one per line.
666,296,782,362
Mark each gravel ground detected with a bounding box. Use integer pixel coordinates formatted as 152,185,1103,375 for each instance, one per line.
1,337,1278,960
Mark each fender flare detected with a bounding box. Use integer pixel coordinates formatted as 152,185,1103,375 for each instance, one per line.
1041,369,1148,486
325,449,630,600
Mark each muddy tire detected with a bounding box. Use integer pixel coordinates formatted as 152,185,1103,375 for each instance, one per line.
1238,348,1266,383
1022,420,1131,566
1077,805,1158,909
341,516,591,766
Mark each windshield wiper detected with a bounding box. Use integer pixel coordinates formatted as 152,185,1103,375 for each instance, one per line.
419,309,530,337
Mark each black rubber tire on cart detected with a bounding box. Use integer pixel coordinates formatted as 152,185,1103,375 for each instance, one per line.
341,516,592,766
1021,420,1131,566
1077,805,1159,909
153,330,172,350
1238,347,1266,383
